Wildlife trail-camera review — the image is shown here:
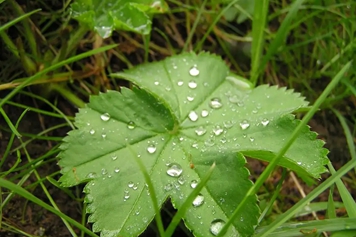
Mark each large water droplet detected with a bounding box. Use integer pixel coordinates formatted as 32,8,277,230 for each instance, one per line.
261,118,270,126
127,121,136,129
210,219,226,236
201,109,209,117
209,98,223,109
213,126,224,136
100,113,110,121
166,163,183,177
189,65,200,76
239,120,250,130
192,194,204,207
188,111,198,122
195,126,207,136
188,81,197,89
190,180,198,188
147,144,157,154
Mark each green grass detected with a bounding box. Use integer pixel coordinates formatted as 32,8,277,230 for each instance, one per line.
0,0,355,236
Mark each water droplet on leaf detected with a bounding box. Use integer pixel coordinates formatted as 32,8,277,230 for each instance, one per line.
213,126,224,136
192,194,204,207
190,180,198,188
195,126,207,136
188,111,198,121
188,81,197,89
89,129,95,135
128,181,134,188
189,65,200,76
239,120,250,130
209,98,223,109
177,81,184,86
261,118,270,126
147,144,157,154
201,109,209,117
210,219,226,236
127,121,136,129
100,113,110,121
166,163,183,177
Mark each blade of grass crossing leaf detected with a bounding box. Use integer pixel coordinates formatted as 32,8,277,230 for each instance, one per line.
250,0,269,87
327,185,337,219
258,0,305,77
194,0,238,52
126,143,165,237
183,0,208,52
165,163,216,237
217,61,353,237
0,44,117,108
0,178,98,237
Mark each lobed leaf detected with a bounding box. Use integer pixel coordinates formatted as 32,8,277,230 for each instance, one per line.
58,52,328,236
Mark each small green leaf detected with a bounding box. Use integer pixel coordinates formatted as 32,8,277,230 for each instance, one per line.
59,52,329,236
70,0,168,38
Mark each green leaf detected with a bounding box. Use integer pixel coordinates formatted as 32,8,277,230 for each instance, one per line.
70,0,168,38
58,52,328,236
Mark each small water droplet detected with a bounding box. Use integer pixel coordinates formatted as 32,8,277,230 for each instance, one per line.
223,121,234,129
147,144,157,154
100,113,110,121
124,190,130,200
229,95,239,104
114,167,120,173
177,81,184,86
205,138,215,147
187,96,195,101
249,137,255,142
213,126,224,136
201,109,209,117
89,129,95,135
111,155,118,161
86,172,97,179
164,183,173,191
210,219,226,236
189,65,200,76
297,161,302,165
101,133,107,138
261,118,270,126
195,126,207,136
165,86,171,91
188,81,197,89
239,120,250,130
101,168,107,175
190,180,198,188
166,163,183,177
178,176,185,185
154,81,159,85
192,194,204,207
188,111,198,122
128,181,134,188
209,98,223,109
127,121,136,129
